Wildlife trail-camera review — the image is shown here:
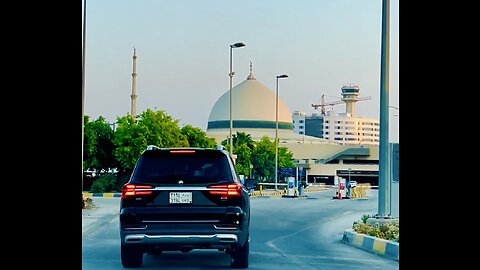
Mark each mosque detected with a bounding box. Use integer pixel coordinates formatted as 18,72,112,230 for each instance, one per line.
206,64,381,185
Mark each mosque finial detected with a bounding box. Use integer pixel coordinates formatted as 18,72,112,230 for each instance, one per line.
247,60,256,80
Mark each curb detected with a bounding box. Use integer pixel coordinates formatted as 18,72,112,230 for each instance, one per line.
82,192,121,198
342,229,399,261
249,187,329,198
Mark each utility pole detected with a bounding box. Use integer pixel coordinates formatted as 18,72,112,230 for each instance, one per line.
376,0,391,220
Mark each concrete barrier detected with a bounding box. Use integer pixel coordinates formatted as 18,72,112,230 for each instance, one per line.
83,192,121,198
342,229,399,261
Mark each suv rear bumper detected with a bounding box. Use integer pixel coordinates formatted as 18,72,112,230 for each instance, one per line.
124,233,238,245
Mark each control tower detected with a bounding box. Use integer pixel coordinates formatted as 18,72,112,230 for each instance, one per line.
341,84,360,117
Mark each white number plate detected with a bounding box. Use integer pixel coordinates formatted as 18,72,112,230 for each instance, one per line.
169,192,192,204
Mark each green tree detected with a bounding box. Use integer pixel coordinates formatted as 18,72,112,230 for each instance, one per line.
90,174,118,193
278,146,295,168
251,136,276,181
113,109,189,174
233,132,255,150
249,136,295,181
113,115,147,174
139,109,189,148
234,144,252,177
180,125,217,148
83,115,116,172
229,132,255,177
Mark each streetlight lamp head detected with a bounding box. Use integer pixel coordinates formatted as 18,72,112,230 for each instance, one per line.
231,42,246,48
277,74,289,79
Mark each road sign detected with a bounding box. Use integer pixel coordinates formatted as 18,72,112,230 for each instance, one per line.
279,167,295,177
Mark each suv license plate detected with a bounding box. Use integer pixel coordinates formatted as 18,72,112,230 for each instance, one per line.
169,192,192,204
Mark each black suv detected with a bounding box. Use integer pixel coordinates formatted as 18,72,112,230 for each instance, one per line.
119,146,251,268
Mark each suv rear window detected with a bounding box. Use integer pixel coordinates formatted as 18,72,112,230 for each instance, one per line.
131,150,233,184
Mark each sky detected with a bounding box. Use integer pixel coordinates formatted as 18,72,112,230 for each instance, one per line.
83,0,399,143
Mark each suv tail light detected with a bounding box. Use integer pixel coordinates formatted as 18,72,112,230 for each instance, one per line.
208,184,241,199
121,184,153,198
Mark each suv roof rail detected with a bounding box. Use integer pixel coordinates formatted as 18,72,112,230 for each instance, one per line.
146,145,160,150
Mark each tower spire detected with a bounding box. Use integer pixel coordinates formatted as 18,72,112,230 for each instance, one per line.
130,47,138,118
247,60,256,80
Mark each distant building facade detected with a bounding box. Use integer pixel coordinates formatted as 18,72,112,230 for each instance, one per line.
292,111,379,145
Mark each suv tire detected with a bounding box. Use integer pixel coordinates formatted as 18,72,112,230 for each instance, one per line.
121,244,143,268
230,237,249,268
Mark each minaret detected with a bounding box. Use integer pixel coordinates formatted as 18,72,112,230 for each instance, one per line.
130,47,138,118
247,61,256,80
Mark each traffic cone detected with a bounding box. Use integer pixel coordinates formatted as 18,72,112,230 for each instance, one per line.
338,191,342,200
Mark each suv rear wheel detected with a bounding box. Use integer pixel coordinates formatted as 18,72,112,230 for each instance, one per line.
121,244,143,268
230,237,249,268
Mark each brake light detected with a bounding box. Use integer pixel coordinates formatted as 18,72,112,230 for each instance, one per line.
208,184,241,199
170,150,196,154
121,184,153,198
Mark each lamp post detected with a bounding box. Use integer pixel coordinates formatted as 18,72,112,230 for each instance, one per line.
378,0,390,218
274,74,289,191
229,42,246,158
82,0,87,193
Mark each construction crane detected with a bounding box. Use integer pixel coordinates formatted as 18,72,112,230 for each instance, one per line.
311,94,372,116
311,94,344,115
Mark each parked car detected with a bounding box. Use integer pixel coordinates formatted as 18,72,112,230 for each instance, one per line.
348,180,358,188
119,146,251,268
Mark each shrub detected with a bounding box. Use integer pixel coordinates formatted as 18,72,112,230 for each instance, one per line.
361,214,371,224
352,214,399,242
353,222,371,234
91,174,119,193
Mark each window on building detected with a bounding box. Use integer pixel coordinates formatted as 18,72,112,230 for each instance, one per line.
334,138,343,141
299,120,304,123
299,126,304,129
325,132,329,135
299,131,304,134
325,120,329,123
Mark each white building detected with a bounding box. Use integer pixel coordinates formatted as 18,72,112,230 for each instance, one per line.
293,84,380,145
292,111,306,135
322,111,379,145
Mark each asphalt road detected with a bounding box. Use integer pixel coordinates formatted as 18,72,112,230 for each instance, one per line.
82,189,399,269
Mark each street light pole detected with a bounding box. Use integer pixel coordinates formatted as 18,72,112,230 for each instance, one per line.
275,74,289,191
229,42,246,158
82,0,87,193
378,0,390,218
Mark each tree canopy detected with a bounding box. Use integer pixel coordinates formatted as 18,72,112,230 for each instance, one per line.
84,109,297,190
83,115,115,171
180,125,217,148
